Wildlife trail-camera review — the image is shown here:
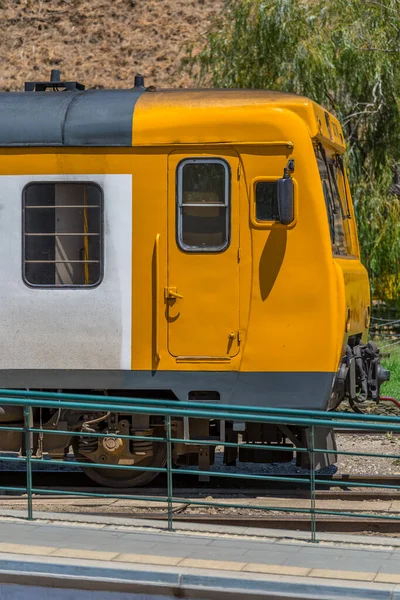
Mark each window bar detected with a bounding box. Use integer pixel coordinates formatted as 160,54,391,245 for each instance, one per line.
24,260,100,264
25,205,100,209
24,233,99,236
83,186,89,285
181,203,227,207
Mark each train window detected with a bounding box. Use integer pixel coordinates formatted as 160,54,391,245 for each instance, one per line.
316,146,353,256
255,182,279,221
23,182,103,288
177,159,230,252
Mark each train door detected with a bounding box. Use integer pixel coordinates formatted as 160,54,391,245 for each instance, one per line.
167,150,240,359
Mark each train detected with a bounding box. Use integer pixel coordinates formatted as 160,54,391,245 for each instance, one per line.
0,70,389,487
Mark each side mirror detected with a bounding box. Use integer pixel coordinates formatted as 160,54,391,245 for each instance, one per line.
277,177,294,225
277,160,295,225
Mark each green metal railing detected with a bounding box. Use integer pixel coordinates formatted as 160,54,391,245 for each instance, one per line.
0,388,399,541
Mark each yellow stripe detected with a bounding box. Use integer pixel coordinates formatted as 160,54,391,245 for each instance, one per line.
0,541,388,582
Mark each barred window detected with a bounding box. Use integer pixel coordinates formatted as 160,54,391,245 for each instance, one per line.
177,159,230,252
23,182,103,287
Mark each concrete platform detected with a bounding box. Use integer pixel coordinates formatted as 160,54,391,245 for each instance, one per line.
0,511,400,598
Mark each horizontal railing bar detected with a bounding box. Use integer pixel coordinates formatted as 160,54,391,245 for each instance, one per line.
311,478,400,490
23,455,312,484
29,487,170,502
28,427,165,443
162,497,312,513
0,456,31,463
313,447,400,459
9,489,400,522
3,424,400,460
33,492,315,515
29,427,304,452
169,498,400,517
169,467,311,483
172,438,400,460
2,491,400,523
0,425,24,433
1,388,399,425
27,427,400,460
310,508,400,521
0,395,399,431
158,497,400,518
28,456,167,474
1,426,398,461
170,436,306,453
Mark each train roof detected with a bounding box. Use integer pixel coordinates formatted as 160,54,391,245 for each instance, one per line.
0,83,345,151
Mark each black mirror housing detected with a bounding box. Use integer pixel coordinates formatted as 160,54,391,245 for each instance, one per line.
277,177,294,225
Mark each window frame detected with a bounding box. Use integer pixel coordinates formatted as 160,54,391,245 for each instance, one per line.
315,149,355,258
176,157,231,253
250,176,297,230
22,180,104,290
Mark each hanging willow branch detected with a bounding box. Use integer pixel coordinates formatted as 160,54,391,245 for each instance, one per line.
184,0,400,305
390,164,400,198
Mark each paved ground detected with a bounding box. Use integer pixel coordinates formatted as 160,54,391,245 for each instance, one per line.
1,511,400,597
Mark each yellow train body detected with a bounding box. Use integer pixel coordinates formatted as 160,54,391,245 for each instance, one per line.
0,77,388,485
0,88,370,409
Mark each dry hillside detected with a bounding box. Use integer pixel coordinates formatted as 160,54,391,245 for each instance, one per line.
0,0,223,91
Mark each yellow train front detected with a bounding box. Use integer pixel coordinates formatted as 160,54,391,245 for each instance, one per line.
0,71,389,486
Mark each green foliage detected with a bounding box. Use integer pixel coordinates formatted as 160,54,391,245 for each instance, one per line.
356,177,400,300
381,345,400,398
185,0,400,303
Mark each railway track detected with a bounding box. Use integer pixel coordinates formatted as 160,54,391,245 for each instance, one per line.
1,471,400,490
0,472,399,502
0,500,398,534
86,513,400,534
0,470,398,534
0,430,396,535
335,428,400,435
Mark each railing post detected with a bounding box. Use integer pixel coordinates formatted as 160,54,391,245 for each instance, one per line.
166,414,173,531
310,425,316,542
23,406,33,521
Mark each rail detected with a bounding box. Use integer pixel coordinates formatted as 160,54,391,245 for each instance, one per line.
0,389,399,542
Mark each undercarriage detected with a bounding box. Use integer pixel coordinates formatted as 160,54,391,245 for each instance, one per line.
0,391,337,487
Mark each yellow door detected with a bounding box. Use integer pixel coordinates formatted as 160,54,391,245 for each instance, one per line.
167,150,240,359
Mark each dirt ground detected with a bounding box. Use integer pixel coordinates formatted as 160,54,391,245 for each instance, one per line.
0,0,223,91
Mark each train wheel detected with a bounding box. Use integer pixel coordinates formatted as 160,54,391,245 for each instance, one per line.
72,440,167,488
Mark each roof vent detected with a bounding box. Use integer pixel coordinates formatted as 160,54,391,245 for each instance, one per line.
50,69,61,83
25,70,85,92
133,74,145,89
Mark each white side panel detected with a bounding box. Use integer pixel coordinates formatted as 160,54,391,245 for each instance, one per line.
0,174,132,370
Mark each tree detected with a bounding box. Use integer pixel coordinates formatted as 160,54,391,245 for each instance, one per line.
184,0,400,304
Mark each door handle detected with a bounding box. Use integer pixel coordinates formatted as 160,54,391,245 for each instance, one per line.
165,287,184,300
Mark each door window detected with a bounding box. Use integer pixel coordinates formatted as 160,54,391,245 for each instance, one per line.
177,159,230,252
